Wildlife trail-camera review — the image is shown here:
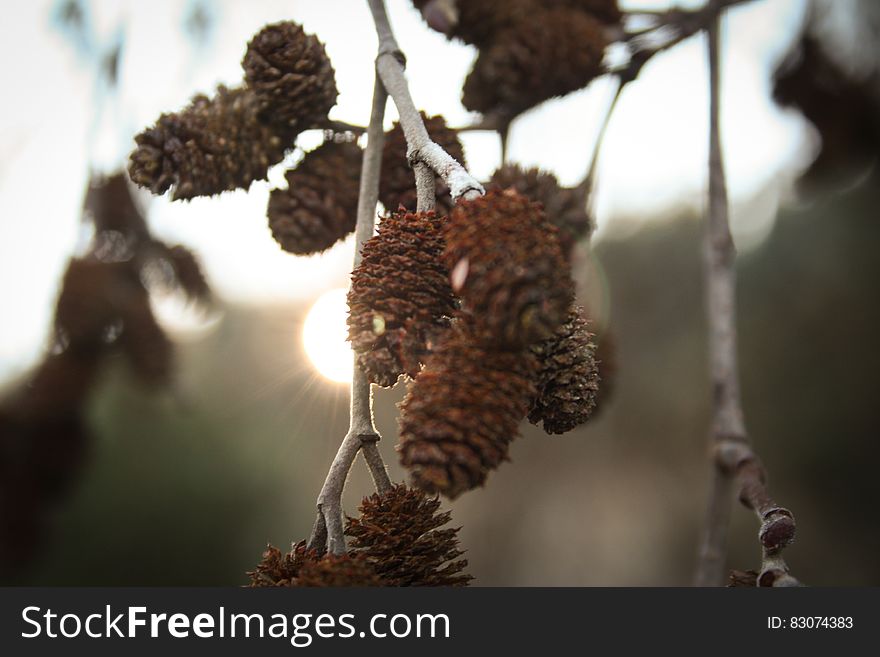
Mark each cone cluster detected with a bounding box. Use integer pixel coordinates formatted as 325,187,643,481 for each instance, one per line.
348,210,455,387
489,164,593,257
379,113,466,215
248,485,470,587
528,307,600,434
444,189,573,348
267,140,362,254
398,316,538,498
130,21,337,200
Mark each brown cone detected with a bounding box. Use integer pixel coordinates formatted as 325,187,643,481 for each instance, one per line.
462,7,607,120
444,189,573,348
398,316,538,498
129,85,290,200
248,542,385,587
242,21,338,133
528,307,600,434
345,484,472,586
379,113,466,215
267,140,362,254
348,210,455,387
489,164,593,257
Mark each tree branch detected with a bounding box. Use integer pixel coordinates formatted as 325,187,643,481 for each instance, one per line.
307,75,392,556
693,4,797,587
367,0,484,203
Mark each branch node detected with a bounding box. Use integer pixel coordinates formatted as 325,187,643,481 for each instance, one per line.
358,432,380,444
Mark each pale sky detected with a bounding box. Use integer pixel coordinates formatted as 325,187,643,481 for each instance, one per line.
0,0,812,383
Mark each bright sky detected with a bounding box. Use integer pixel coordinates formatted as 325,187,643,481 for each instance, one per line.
0,0,811,383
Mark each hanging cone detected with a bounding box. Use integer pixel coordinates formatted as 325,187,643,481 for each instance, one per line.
348,210,455,387
130,85,291,200
529,306,600,434
248,542,385,587
345,484,471,586
412,0,532,47
398,316,538,498
242,21,338,133
444,189,573,348
489,164,593,257
379,113,466,215
462,7,607,121
267,140,362,255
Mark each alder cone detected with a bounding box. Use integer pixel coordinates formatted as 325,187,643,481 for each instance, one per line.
248,542,385,587
159,244,212,303
445,189,573,348
489,164,592,257
379,113,466,215
547,0,622,25
462,8,607,120
83,172,148,237
529,307,600,434
129,85,290,200
117,282,174,388
267,140,362,254
398,317,538,498
346,484,471,586
348,210,455,387
242,21,338,132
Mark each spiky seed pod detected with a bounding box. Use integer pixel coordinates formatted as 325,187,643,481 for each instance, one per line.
445,189,573,348
248,542,386,587
489,164,593,257
379,113,466,215
242,21,338,133
248,542,313,587
348,210,455,387
528,307,600,434
398,316,538,498
346,484,472,586
267,140,362,254
462,8,607,120
129,85,290,200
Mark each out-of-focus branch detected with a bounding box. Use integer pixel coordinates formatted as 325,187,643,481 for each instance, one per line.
694,4,797,587
612,0,754,83
308,76,392,557
367,0,484,204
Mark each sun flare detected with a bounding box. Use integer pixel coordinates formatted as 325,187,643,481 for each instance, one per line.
302,288,352,384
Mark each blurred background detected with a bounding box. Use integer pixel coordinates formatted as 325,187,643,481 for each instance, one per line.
1,0,878,585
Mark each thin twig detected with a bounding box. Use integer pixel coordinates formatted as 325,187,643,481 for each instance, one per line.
693,3,797,587
307,75,391,556
574,76,624,202
367,0,484,203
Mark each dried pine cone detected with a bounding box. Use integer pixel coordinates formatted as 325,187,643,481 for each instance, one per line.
267,140,362,254
54,259,127,349
242,21,338,133
528,307,600,434
462,8,607,120
414,0,533,47
445,189,573,348
348,210,455,387
379,113,466,215
129,85,290,200
490,164,593,257
117,281,174,388
398,316,538,498
346,484,471,586
548,0,622,26
248,542,385,587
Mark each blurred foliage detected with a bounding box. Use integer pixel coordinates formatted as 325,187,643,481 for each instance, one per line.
9,174,879,586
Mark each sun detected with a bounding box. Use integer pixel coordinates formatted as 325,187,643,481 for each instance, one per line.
303,288,353,384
